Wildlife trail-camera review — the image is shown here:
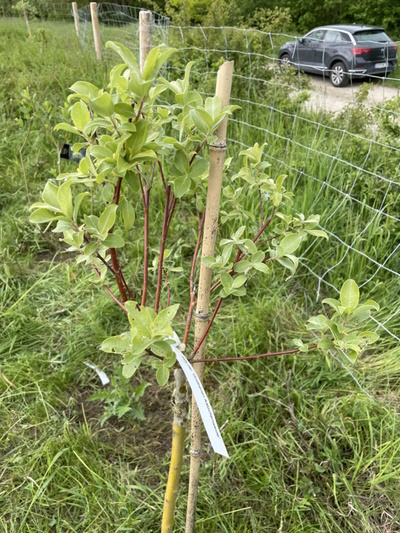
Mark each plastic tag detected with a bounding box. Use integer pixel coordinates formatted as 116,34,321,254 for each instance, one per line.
171,333,229,458
83,361,110,386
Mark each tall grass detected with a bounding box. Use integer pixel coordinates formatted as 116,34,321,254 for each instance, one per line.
1,18,400,532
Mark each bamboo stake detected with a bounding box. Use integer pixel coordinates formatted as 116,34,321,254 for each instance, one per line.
139,10,152,73
162,367,189,532
72,2,79,37
90,2,102,61
185,60,234,533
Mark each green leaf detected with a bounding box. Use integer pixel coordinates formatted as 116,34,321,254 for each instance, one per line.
114,102,137,119
220,272,233,290
70,81,100,99
57,181,73,218
90,145,114,159
156,365,170,387
318,339,335,351
54,122,84,136
151,340,173,358
252,262,269,273
279,233,302,255
29,208,58,223
340,279,359,312
232,275,247,289
358,331,380,344
306,229,329,239
106,41,139,72
202,256,216,268
101,335,131,354
344,350,358,364
90,92,114,117
71,101,90,131
190,108,213,134
234,260,251,273
102,233,125,248
307,315,331,332
142,45,177,81
173,176,191,198
154,304,179,330
120,199,135,229
244,239,257,254
42,181,60,210
232,287,246,297
322,298,342,314
122,356,143,378
73,192,89,221
98,204,118,237
125,171,140,193
205,95,222,119
189,157,208,178
131,307,153,338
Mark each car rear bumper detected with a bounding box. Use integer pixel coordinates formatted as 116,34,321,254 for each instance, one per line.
349,59,397,76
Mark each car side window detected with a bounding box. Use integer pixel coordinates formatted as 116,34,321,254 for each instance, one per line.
338,32,351,43
305,29,325,43
324,30,341,43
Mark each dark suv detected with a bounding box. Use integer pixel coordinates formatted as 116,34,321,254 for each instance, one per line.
278,25,398,87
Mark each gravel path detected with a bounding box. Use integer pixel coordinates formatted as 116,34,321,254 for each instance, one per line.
304,74,400,113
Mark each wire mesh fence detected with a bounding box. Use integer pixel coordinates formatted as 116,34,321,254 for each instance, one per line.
74,5,400,351
76,2,169,54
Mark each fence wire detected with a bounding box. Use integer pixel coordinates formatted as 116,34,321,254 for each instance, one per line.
77,2,169,54
75,6,400,351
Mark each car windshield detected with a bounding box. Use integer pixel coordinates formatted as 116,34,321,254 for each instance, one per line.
354,30,391,43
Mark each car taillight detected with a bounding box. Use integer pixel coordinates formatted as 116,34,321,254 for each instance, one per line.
393,44,398,51
351,47,372,55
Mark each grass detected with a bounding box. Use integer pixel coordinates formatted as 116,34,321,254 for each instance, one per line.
1,16,400,532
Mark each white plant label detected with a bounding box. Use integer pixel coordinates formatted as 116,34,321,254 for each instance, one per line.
171,332,229,458
83,361,110,386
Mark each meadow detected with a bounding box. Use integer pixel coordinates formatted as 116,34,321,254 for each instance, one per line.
1,17,400,532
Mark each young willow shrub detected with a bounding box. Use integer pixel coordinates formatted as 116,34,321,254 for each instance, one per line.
29,42,380,532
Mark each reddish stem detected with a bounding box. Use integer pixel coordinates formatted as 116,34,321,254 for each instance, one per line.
134,98,145,124
182,210,206,347
154,185,171,313
189,138,207,166
167,196,177,229
190,297,223,359
193,344,318,364
158,160,167,191
108,176,128,302
109,249,128,303
93,267,128,313
192,207,277,350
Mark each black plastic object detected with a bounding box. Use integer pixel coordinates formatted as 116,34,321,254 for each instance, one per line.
60,143,87,162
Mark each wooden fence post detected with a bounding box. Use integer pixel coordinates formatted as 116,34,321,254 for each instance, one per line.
90,2,102,61
139,10,152,73
72,2,79,37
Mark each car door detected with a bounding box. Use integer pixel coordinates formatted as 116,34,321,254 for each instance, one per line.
296,29,326,72
318,29,342,71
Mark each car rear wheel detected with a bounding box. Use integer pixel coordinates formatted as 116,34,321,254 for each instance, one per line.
330,61,349,87
279,53,291,70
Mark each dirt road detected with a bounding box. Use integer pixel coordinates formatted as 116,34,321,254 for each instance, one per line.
304,74,400,113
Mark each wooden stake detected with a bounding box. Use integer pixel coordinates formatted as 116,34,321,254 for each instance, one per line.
72,2,79,37
139,10,152,73
90,2,101,61
185,60,234,533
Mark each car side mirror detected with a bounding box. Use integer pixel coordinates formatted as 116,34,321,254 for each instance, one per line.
298,37,304,44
